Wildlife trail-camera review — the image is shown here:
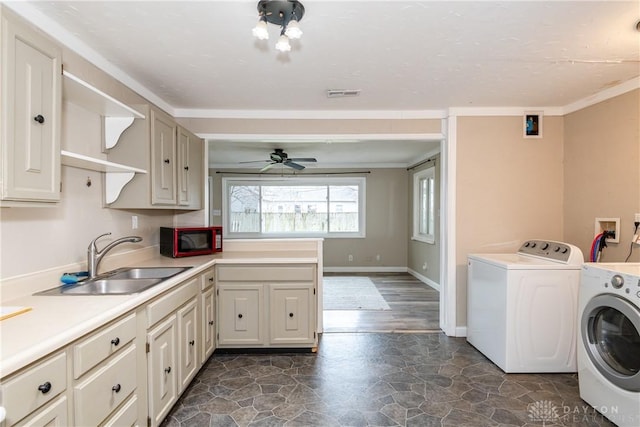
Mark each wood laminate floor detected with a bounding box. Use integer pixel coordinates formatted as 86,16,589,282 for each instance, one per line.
322,273,440,333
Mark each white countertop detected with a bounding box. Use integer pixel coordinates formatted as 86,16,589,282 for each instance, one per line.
0,250,318,378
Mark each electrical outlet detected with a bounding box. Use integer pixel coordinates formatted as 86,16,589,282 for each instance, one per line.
635,213,640,223
348,254,353,262
131,215,138,230
375,254,381,262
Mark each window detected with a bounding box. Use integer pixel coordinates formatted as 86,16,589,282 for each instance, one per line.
413,166,435,244
223,177,365,238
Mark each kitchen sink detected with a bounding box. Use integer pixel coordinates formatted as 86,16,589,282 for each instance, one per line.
106,267,190,280
34,266,192,296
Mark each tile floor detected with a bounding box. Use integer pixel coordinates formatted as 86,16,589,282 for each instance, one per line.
160,333,615,427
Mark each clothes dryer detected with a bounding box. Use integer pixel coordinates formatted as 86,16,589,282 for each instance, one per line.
579,263,640,427
467,240,583,373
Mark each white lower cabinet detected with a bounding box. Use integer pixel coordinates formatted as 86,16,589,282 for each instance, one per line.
177,299,198,393
147,314,177,427
200,268,216,363
216,265,317,349
145,275,199,427
15,396,68,427
0,352,67,426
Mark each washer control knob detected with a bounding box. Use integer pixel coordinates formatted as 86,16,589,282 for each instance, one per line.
530,242,537,248
636,290,640,298
554,246,561,252
541,243,549,250
611,274,624,289
561,248,568,254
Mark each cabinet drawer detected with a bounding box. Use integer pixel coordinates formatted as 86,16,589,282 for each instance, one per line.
73,312,136,379
201,268,215,290
1,351,67,425
103,394,138,427
147,277,198,327
217,265,315,282
74,345,137,426
15,395,68,427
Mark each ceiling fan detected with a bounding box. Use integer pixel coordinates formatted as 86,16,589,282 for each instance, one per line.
241,148,317,172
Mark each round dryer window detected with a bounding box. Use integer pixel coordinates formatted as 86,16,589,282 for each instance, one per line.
581,294,640,391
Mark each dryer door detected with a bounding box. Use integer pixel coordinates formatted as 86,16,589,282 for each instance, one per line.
581,294,640,391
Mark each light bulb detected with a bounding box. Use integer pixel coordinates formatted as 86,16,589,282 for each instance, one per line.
284,20,302,39
275,34,291,52
252,19,269,40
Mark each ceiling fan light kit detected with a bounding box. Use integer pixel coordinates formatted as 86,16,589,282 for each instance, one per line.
253,0,305,52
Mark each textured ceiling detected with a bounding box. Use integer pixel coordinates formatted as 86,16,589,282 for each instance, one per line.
6,0,640,168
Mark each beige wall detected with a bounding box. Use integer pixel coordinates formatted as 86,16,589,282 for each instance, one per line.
456,115,565,325
0,11,193,281
564,89,640,262
407,155,441,283
210,168,409,269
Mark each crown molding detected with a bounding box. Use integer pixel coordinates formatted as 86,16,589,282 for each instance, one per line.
562,76,640,115
174,109,447,120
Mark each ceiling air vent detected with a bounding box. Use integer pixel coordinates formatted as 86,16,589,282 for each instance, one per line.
326,89,361,98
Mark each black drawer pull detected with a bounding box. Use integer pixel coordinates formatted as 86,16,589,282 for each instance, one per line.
208,277,214,282
289,313,294,318
111,337,120,346
164,366,171,374
38,382,51,394
164,158,170,164
208,320,214,325
184,166,189,171
189,340,195,346
112,384,121,393
33,114,45,124
238,314,243,319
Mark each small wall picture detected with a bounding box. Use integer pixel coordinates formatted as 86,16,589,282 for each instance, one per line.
524,112,542,138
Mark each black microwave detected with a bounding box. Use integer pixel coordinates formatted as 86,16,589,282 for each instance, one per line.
160,226,222,258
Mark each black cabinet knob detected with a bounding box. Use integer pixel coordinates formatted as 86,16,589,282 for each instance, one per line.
208,320,214,325
111,337,120,346
289,313,294,318
112,384,121,393
38,382,52,394
189,340,195,346
164,366,171,374
238,314,243,319
184,166,189,171
33,114,45,124
164,158,170,164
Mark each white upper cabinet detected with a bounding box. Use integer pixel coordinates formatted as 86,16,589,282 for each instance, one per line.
1,12,62,205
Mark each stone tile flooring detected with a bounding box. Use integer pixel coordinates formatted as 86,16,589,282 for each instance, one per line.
161,333,615,427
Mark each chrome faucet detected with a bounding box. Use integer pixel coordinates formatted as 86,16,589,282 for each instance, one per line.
87,232,143,278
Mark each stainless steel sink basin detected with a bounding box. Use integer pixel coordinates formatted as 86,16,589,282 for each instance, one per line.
59,278,163,295
107,267,189,280
34,266,192,296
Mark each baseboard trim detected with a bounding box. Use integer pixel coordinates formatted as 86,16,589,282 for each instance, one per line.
323,266,408,273
407,268,440,292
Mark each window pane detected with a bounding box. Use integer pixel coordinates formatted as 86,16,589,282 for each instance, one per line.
329,185,359,232
419,178,428,235
261,186,327,233
229,185,260,232
428,177,435,235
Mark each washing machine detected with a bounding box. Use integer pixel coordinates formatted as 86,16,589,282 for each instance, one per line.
467,240,583,373
578,263,640,427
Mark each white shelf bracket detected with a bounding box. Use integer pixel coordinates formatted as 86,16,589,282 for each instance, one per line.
103,116,136,150
105,172,136,204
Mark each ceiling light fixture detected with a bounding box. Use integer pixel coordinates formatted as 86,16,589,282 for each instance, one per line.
252,0,305,52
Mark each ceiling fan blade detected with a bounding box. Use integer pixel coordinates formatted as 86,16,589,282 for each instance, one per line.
288,158,317,162
285,161,305,170
259,162,277,172
239,159,270,164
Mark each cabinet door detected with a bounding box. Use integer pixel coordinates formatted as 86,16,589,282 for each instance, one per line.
147,315,177,427
217,284,264,346
269,283,315,345
1,14,61,202
177,298,198,393
201,287,216,362
177,126,203,208
150,108,177,205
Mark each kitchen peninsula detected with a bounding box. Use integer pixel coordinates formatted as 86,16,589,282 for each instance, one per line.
0,238,323,427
